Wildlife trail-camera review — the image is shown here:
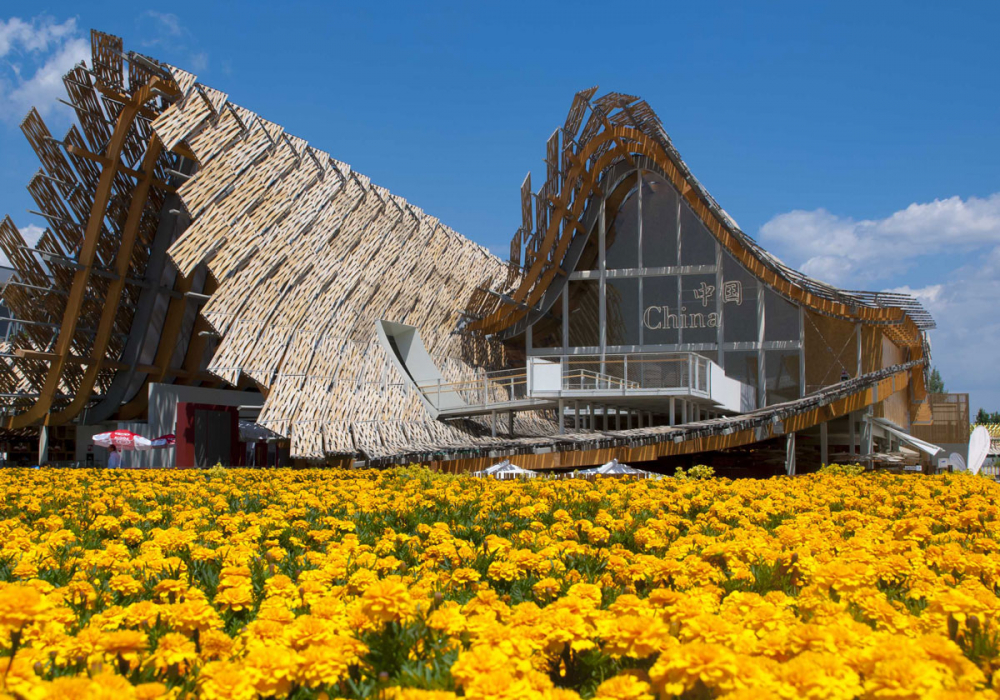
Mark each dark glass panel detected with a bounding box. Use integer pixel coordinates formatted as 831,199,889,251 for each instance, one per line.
680,274,718,344
605,187,639,270
763,289,800,342
765,350,801,404
679,202,717,266
640,173,678,268
532,293,563,348
606,278,640,347
567,281,601,347
721,253,758,343
641,275,679,345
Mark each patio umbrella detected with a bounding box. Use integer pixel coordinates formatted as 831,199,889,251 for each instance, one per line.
92,430,174,451
578,458,655,478
473,460,538,479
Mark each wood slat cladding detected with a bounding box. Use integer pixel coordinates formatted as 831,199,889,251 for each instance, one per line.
146,64,518,460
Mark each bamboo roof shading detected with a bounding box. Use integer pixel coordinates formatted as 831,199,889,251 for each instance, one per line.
0,29,938,468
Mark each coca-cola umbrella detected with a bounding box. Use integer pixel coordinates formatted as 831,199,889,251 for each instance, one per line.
92,430,175,451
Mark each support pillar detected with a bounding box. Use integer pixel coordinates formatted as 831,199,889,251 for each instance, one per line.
508,411,514,436
38,426,50,465
627,410,632,429
669,397,675,426
862,408,873,456
682,400,688,424
786,431,796,476
558,400,566,435
848,412,856,455
603,405,609,431
820,420,829,466
574,401,580,431
615,407,621,431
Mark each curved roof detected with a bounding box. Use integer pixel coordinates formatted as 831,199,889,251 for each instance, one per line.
464,89,934,346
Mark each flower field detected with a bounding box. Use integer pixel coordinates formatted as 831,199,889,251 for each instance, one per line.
2,468,1000,699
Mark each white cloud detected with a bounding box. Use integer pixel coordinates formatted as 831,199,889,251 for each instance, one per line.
0,16,88,124
20,224,43,246
0,16,77,56
759,194,1000,286
885,248,1000,413
136,11,209,76
0,224,44,267
142,11,184,38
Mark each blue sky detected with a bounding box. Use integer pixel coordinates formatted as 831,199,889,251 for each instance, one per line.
1,1,998,415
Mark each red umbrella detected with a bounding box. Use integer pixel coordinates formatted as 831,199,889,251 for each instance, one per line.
92,430,174,451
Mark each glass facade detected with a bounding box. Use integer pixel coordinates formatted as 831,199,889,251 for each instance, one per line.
527,165,806,407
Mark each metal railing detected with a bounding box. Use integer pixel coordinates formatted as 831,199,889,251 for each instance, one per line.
561,352,710,395
417,352,714,412
417,367,531,410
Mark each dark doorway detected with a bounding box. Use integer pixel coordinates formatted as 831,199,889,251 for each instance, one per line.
194,409,232,467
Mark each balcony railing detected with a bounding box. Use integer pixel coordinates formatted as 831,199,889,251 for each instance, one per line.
415,352,728,413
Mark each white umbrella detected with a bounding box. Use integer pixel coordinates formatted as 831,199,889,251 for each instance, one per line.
969,426,990,476
578,458,655,478
473,460,538,480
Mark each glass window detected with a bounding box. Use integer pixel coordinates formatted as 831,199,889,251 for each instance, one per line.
605,187,639,270
721,253,758,343
679,202,717,266
724,351,759,390
640,173,678,268
641,275,679,345
765,350,801,404
576,223,601,272
606,278,640,347
763,289,800,342
567,280,600,347
680,274,718,344
532,293,564,348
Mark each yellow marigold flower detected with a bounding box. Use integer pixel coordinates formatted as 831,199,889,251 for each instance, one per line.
98,628,148,656
594,674,655,700
384,688,459,699
296,636,367,687
134,682,170,699
0,583,48,628
214,584,254,612
148,631,198,675
463,668,536,700
567,583,603,609
649,642,741,696
588,526,611,546
451,645,512,687
360,578,412,623
487,559,522,582
450,567,481,586
427,602,467,637
164,598,223,633
121,527,145,546
153,578,189,603
532,577,561,601
244,644,301,697
603,614,676,658
199,628,235,661
779,651,862,700
198,660,258,700
108,574,143,597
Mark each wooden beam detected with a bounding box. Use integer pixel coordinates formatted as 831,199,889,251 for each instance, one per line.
5,79,164,429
